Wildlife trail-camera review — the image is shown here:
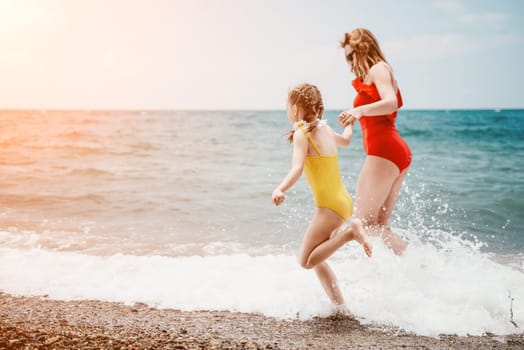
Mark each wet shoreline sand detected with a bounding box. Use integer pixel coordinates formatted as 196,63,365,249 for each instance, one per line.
0,291,522,349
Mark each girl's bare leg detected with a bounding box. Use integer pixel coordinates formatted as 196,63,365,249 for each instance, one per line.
299,208,373,305
299,209,371,269
314,262,345,305
298,209,346,305
334,218,372,257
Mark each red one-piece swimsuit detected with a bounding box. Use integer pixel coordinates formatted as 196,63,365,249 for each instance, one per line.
353,77,412,172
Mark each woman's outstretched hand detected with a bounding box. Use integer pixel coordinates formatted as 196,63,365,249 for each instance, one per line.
338,108,361,128
272,188,286,206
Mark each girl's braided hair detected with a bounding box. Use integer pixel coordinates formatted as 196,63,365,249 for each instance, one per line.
287,83,324,142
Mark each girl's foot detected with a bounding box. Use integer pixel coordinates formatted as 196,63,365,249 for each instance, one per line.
330,219,372,257
330,304,354,319
348,219,372,257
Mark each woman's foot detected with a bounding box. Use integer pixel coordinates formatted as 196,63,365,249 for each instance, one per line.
381,229,407,256
347,219,372,257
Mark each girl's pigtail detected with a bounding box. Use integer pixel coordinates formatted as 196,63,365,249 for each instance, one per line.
287,129,295,143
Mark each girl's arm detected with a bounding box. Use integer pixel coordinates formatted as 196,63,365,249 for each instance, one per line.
334,124,353,147
272,131,308,206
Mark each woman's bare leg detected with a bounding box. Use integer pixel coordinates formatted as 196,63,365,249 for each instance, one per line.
377,169,409,254
356,156,407,255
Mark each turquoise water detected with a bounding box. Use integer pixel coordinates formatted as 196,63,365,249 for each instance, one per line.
0,109,522,255
395,109,524,253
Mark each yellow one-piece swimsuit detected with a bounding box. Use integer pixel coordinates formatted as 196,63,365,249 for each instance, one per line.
300,126,353,221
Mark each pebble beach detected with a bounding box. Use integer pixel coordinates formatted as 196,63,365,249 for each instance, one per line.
1,292,523,349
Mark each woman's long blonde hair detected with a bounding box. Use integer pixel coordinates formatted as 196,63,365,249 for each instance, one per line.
340,28,388,79
287,83,324,143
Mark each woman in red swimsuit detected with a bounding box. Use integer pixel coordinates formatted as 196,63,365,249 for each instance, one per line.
338,28,411,255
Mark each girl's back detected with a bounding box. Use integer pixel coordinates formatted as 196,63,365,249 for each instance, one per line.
297,123,353,221
304,124,338,157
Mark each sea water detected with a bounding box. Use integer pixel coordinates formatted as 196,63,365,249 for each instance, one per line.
0,109,523,336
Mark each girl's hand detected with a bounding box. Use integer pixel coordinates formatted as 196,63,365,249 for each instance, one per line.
272,188,286,206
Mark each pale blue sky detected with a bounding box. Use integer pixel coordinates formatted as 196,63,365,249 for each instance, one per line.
0,0,522,109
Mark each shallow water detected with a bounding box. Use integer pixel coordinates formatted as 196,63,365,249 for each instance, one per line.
0,109,523,336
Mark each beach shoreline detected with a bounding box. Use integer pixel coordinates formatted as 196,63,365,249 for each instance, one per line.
0,291,522,349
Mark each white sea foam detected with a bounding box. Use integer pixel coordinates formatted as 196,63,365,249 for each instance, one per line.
0,234,523,337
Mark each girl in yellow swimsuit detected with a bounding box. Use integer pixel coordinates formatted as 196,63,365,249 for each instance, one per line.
272,83,372,313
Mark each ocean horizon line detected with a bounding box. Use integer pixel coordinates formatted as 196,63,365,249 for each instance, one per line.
1,108,524,113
